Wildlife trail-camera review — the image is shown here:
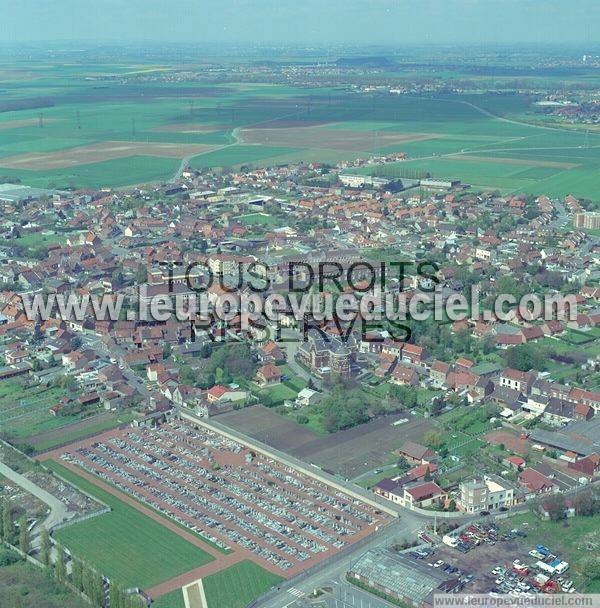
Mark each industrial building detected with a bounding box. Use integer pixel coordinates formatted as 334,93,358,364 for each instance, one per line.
348,549,461,608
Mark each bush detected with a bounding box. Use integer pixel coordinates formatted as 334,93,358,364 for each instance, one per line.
0,547,21,567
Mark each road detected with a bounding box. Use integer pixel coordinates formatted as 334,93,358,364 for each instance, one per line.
81,333,152,400
169,108,306,182
0,461,70,535
253,517,422,608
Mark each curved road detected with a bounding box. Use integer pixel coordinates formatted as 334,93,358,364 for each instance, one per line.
169,108,305,182
0,460,69,533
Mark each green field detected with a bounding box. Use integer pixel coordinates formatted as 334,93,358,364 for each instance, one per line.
0,380,75,439
0,378,136,451
203,560,283,608
236,212,282,226
2,61,600,196
500,511,600,591
44,461,214,589
152,589,186,608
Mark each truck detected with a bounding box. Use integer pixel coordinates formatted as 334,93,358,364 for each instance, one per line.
442,535,458,547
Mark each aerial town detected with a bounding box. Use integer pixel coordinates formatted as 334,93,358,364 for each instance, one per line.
1,4,600,608
0,125,599,608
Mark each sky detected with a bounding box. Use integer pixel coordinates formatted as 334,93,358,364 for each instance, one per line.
1,0,598,46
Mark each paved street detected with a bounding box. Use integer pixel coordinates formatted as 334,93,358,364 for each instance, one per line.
0,460,71,548
253,517,422,608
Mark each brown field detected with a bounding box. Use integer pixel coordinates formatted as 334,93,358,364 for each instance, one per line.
217,405,433,478
152,122,226,133
239,125,439,151
484,429,529,454
0,140,216,169
0,117,61,130
454,154,579,169
258,119,333,128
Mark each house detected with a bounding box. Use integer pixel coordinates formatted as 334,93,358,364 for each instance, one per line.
489,386,524,412
568,453,600,478
256,363,281,387
403,481,447,509
503,455,526,471
397,441,435,465
543,398,575,424
458,477,515,513
258,340,285,363
373,353,397,378
499,368,535,394
519,468,556,496
295,387,322,407
296,332,352,378
574,403,594,421
172,385,203,409
538,499,575,521
402,344,426,367
390,364,419,386
348,549,461,608
206,385,247,404
429,360,450,388
373,478,404,504
455,357,474,370
569,387,600,412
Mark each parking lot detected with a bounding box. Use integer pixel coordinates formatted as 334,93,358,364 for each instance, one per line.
57,421,389,576
413,521,579,597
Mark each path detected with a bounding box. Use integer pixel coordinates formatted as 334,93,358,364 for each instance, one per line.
0,460,69,532
170,109,305,182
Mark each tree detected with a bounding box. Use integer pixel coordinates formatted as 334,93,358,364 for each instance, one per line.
110,581,124,608
543,494,566,521
423,430,444,449
18,516,29,554
2,500,14,543
397,456,409,471
55,546,67,582
573,490,598,517
71,558,84,592
40,528,52,566
39,527,51,567
504,343,550,372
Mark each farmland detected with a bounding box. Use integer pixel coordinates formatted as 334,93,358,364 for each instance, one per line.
0,378,136,452
1,61,600,196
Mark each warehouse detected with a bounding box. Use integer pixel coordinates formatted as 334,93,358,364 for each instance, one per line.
348,549,461,608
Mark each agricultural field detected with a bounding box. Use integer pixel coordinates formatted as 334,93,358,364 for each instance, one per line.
2,61,600,195
0,380,75,440
0,378,135,452
43,460,215,590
